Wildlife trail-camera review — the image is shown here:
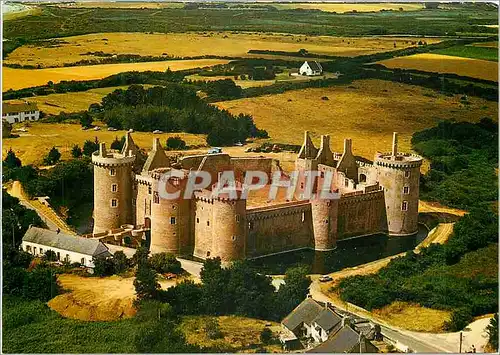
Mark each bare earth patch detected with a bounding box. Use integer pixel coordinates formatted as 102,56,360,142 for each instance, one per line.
48,274,177,321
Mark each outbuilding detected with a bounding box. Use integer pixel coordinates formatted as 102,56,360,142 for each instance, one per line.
22,226,112,268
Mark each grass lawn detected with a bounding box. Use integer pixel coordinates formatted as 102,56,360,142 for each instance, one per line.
432,45,498,61
378,53,498,82
216,79,498,160
2,296,137,353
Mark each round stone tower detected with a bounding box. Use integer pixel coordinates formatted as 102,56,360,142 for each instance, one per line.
311,197,339,251
92,143,135,234
374,133,422,236
149,169,191,255
211,194,247,262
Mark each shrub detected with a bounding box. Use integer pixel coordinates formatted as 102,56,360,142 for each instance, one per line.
71,145,83,158
93,256,114,277
444,307,473,331
205,318,223,339
44,250,57,262
260,327,273,344
166,136,187,150
149,252,182,274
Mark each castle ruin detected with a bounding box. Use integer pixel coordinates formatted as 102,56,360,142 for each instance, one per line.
91,131,422,262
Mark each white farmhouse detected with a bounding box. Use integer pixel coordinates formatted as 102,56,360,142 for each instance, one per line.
299,61,323,76
2,102,40,124
22,226,111,268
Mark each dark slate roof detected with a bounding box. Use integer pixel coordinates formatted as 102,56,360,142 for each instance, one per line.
308,325,360,353
282,297,324,331
307,61,322,72
23,227,111,257
313,308,342,331
3,102,38,114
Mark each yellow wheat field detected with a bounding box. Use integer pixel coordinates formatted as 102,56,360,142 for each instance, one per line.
272,3,424,12
5,86,138,115
378,53,498,82
216,79,498,160
2,59,229,91
4,32,441,68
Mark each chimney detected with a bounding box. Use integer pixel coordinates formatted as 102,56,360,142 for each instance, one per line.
99,142,107,157
320,135,330,150
391,132,398,158
343,138,352,155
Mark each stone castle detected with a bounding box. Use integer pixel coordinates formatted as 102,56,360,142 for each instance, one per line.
91,131,422,262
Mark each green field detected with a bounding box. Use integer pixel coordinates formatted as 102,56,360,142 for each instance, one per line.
3,296,137,353
433,45,499,61
4,4,497,43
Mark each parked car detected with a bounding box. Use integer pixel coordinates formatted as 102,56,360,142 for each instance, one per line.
93,126,101,131
208,147,222,154
153,130,163,134
319,275,333,282
107,127,117,131
234,141,243,146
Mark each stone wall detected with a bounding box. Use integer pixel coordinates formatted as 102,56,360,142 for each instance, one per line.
246,201,313,257
337,189,387,239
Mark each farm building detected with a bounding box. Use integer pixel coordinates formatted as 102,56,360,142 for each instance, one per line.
22,226,112,268
2,102,40,124
280,296,378,352
300,61,323,76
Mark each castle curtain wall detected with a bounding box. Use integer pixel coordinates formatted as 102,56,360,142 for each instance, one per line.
246,202,313,257
337,190,388,239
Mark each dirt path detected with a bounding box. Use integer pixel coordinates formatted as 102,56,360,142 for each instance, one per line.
6,181,76,235
48,274,178,321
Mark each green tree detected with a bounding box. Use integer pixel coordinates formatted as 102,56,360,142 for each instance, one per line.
3,148,21,170
83,139,99,156
93,256,114,276
149,252,182,274
487,314,498,351
133,248,159,302
44,250,57,262
43,147,61,165
166,136,187,150
112,251,129,274
274,266,312,318
110,136,125,150
71,145,83,158
79,111,93,127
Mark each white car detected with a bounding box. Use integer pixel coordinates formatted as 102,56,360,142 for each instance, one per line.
107,127,117,131
234,141,244,146
93,126,101,131
153,130,163,134
319,275,333,282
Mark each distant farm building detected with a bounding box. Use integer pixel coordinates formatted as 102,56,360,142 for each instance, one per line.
2,102,40,124
22,226,111,268
300,61,323,76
